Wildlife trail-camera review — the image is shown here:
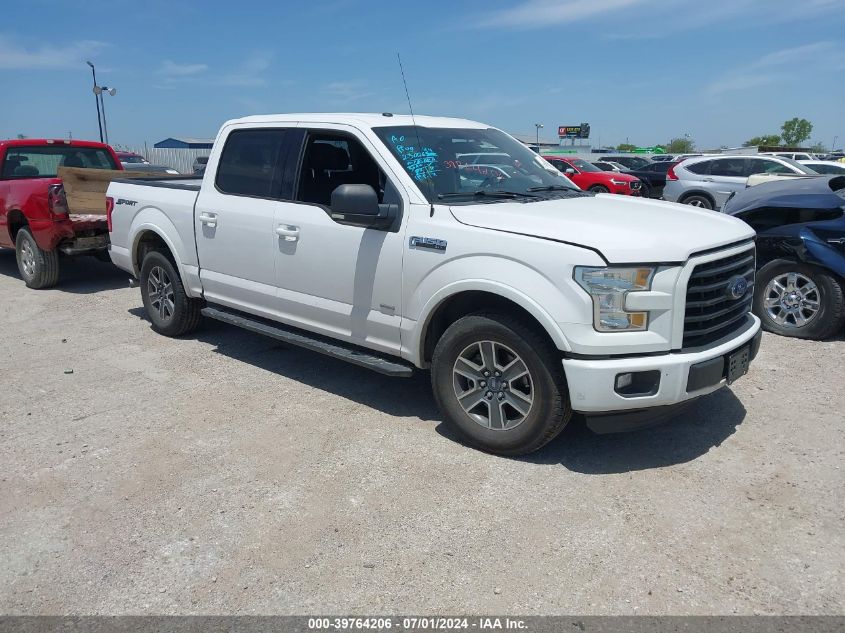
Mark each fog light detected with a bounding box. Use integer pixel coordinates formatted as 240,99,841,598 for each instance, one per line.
614,370,661,397
615,373,633,390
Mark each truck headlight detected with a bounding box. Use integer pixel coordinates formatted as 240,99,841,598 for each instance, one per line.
574,266,656,332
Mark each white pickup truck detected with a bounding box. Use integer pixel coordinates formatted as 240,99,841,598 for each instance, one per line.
107,113,761,455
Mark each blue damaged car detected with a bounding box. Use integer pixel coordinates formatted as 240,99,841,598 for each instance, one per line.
724,175,845,339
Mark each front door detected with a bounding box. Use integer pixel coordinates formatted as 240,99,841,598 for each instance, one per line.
272,127,406,355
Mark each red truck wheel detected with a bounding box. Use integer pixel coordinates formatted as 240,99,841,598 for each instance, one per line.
15,227,59,289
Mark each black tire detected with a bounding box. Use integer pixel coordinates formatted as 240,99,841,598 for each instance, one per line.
15,227,59,289
139,249,202,337
638,180,652,198
753,260,845,340
431,313,572,456
681,194,713,209
588,185,609,194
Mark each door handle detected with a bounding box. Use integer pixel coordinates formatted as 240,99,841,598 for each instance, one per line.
198,212,218,227
702,178,714,182
275,225,299,242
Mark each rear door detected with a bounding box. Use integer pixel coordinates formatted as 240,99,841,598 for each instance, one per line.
194,127,290,312
705,158,749,208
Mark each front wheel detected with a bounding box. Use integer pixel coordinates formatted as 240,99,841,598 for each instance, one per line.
15,227,59,289
139,250,202,337
431,313,571,456
753,261,845,339
588,185,609,194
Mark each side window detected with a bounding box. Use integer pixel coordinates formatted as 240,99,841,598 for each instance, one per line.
686,160,712,175
709,159,746,177
297,133,383,208
755,159,793,174
215,129,286,198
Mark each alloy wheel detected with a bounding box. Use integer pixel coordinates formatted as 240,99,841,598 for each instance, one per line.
20,240,36,277
147,265,175,322
764,272,820,328
452,340,534,430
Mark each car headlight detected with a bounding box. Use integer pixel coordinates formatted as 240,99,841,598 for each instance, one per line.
574,266,656,332
610,178,629,186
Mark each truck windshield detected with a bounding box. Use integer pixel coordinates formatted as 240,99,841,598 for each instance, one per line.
373,126,579,203
1,146,117,179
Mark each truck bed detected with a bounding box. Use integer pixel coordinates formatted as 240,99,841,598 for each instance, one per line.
107,178,202,280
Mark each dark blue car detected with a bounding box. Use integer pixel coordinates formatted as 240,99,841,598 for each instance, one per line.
723,175,845,339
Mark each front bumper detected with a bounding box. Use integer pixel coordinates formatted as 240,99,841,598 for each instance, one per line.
562,315,762,413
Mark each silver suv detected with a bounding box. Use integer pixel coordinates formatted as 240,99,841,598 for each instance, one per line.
663,155,817,210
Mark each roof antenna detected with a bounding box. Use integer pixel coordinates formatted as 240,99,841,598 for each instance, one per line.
397,53,435,216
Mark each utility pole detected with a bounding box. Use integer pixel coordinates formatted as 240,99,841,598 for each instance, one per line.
86,61,104,143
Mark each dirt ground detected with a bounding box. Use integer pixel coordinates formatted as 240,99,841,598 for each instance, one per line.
0,252,842,615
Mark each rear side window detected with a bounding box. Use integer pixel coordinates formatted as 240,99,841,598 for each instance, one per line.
709,159,747,177
215,129,287,198
1,146,117,178
686,160,712,175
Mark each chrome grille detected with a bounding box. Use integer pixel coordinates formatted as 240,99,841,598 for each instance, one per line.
630,181,641,190
683,247,755,348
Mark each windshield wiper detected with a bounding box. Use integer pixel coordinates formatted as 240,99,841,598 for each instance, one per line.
527,185,579,192
438,190,541,200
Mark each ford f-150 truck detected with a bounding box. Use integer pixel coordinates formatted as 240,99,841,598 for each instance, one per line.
107,114,762,455
0,138,123,288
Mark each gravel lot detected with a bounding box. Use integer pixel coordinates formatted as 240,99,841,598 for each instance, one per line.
0,252,842,615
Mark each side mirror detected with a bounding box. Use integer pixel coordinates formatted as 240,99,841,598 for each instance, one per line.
565,168,576,175
331,184,379,216
330,184,396,230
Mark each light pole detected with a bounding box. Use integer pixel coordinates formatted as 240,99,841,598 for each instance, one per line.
93,85,117,145
86,61,104,143
535,123,543,148
833,135,839,151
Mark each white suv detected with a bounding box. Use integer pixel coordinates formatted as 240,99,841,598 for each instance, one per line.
663,155,818,209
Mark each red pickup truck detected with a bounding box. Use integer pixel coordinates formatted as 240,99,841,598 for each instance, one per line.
0,139,123,288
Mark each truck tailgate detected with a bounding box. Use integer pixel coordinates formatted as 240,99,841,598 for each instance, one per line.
69,214,108,232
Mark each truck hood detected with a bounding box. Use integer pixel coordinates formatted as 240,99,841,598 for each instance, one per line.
449,194,755,263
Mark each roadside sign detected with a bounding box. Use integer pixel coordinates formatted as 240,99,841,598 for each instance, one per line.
558,124,590,139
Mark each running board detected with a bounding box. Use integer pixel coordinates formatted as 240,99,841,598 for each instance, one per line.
201,306,414,378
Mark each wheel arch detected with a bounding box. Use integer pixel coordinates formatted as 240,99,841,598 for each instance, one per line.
130,225,197,297
5,208,28,243
679,189,716,207
412,283,572,368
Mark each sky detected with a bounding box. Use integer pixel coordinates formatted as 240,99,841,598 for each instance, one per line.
1,0,844,151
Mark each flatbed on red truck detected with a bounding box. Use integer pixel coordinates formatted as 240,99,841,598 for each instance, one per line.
0,139,123,288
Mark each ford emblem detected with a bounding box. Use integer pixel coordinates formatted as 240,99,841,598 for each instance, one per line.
726,275,749,300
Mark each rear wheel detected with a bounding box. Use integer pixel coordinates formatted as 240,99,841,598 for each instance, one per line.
681,194,713,209
431,313,571,456
753,261,845,339
588,185,609,194
139,250,202,336
15,227,59,289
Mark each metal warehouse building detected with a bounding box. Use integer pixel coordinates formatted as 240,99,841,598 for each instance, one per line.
153,137,214,149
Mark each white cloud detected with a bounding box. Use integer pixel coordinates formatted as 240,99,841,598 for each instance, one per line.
477,0,646,28
706,41,845,96
157,60,208,77
0,35,107,69
218,53,272,87
322,81,375,103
